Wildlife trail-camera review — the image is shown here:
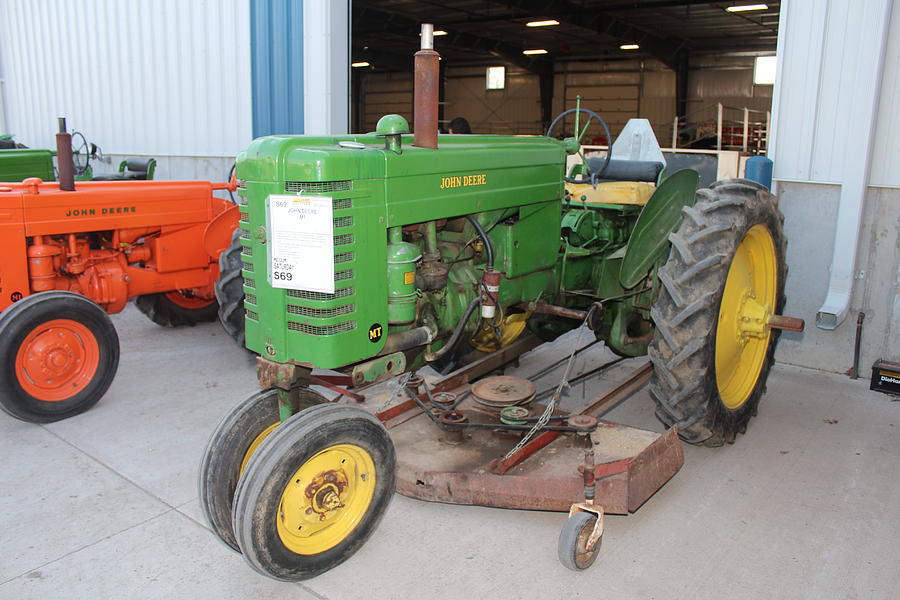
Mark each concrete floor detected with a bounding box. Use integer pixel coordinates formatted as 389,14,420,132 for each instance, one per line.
1,305,898,600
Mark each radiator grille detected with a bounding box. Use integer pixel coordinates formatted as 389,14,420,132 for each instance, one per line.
242,261,254,272
244,277,255,288
287,304,354,318
334,252,353,264
241,245,252,256
288,321,356,335
333,216,353,229
244,293,257,305
285,181,352,194
246,310,259,321
335,269,353,281
286,287,353,301
334,234,353,246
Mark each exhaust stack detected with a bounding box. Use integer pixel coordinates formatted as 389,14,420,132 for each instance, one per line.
413,23,440,150
56,117,75,191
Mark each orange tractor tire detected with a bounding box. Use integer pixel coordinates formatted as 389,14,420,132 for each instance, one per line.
135,291,219,328
0,291,120,423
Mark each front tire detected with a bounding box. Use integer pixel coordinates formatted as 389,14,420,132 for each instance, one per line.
0,292,120,422
648,179,787,446
198,387,327,552
232,404,395,581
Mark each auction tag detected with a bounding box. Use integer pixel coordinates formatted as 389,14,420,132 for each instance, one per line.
267,194,334,293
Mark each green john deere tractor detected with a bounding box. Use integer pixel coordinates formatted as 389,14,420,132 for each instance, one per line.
0,128,99,182
200,27,800,581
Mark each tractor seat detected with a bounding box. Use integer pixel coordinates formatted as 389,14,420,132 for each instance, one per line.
93,158,157,181
586,157,663,183
565,180,656,206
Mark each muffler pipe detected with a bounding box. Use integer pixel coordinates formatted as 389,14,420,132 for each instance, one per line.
56,117,75,191
413,23,440,150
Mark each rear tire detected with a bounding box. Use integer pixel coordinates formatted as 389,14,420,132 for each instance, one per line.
198,387,327,552
232,404,395,581
135,291,218,327
0,292,120,422
648,179,787,446
216,229,246,347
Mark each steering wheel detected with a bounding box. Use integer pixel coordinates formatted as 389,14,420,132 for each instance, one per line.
71,131,91,175
546,107,612,184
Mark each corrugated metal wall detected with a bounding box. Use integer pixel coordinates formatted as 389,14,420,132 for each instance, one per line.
444,66,542,135
769,0,899,373
771,0,899,188
869,0,900,187
0,0,253,157
359,72,413,132
357,58,768,142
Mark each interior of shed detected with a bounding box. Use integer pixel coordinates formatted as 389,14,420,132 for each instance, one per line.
350,0,779,157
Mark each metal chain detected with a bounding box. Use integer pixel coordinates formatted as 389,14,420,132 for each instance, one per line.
502,305,596,460
379,371,415,412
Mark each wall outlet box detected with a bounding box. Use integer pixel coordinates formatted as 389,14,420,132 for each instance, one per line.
870,360,900,396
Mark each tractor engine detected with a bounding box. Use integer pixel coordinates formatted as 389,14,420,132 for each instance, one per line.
237,129,572,381
26,229,155,313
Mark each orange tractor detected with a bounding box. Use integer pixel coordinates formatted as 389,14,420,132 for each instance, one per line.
0,120,239,422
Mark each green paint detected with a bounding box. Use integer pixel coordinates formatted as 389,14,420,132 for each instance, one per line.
277,389,294,422
351,352,407,386
386,226,420,324
619,169,700,289
0,149,55,182
235,127,698,379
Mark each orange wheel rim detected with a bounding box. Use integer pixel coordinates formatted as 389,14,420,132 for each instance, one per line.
15,319,100,402
164,291,215,310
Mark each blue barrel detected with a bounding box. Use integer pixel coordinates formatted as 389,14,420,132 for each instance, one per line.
745,156,773,190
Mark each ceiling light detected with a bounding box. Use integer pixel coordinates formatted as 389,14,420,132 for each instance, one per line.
351,61,370,68
433,30,448,36
620,44,640,50
523,49,548,55
526,19,560,27
726,4,769,12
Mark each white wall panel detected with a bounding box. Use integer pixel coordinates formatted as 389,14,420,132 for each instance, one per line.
768,0,826,181
0,0,252,157
870,0,900,187
771,0,898,188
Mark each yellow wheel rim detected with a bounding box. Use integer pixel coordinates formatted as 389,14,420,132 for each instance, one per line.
240,423,279,476
276,444,376,555
715,224,777,410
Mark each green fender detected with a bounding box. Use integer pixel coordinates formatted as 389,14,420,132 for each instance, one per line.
618,169,700,289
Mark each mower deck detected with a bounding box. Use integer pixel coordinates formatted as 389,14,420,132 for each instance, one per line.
392,414,683,513
357,334,684,513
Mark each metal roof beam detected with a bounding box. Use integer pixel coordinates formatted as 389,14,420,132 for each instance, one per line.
354,4,551,73
494,0,687,69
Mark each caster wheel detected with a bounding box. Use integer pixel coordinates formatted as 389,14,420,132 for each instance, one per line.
198,387,326,551
558,511,602,571
232,403,395,581
0,291,119,423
